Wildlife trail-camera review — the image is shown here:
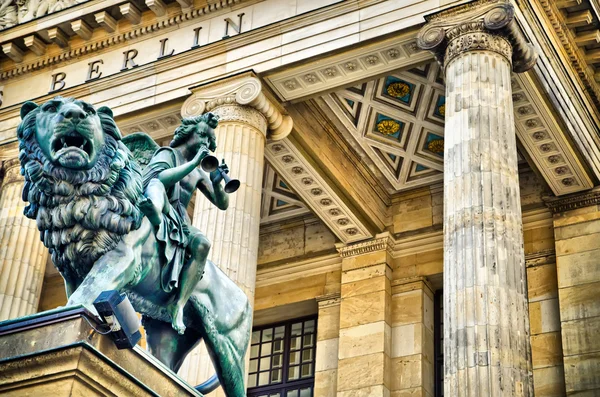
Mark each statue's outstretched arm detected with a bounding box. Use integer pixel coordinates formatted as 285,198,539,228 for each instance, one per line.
158,147,208,190
197,168,229,211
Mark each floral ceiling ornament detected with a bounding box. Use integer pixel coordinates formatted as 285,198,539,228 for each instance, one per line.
377,119,401,135
386,82,411,98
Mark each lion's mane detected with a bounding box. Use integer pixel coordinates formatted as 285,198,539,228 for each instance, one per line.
17,102,144,281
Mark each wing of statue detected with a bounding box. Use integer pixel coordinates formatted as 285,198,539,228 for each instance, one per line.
122,132,160,169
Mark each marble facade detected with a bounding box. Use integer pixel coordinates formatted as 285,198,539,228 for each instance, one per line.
1,0,600,396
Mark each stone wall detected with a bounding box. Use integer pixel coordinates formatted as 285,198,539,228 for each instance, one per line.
550,197,600,395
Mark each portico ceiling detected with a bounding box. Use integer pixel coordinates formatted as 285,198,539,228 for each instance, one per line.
322,62,445,191
320,60,594,196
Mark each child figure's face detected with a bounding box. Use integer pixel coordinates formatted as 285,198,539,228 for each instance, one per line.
193,121,217,152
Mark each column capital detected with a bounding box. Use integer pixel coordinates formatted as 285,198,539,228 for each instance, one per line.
1,158,23,187
544,187,600,214
181,71,293,140
417,1,537,72
335,232,394,258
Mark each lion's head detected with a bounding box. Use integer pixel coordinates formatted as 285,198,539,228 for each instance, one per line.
18,97,144,280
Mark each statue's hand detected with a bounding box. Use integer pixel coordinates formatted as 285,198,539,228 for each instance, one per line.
193,146,210,167
211,159,229,184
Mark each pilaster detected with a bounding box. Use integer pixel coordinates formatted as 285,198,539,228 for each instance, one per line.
390,277,435,397
418,2,537,396
545,189,600,395
0,159,48,321
335,233,393,397
314,293,341,397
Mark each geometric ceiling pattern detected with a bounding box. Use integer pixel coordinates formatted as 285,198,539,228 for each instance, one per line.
260,163,311,225
323,61,446,191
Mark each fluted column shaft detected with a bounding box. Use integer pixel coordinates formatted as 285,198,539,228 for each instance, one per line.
444,46,531,396
418,3,538,396
193,104,266,301
0,159,48,320
180,104,267,390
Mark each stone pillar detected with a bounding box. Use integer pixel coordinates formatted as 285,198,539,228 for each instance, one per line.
335,233,393,397
178,72,293,389
390,277,435,396
0,159,48,320
314,293,341,397
417,2,538,396
545,190,600,395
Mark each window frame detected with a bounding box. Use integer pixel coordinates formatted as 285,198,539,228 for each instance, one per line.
247,315,318,397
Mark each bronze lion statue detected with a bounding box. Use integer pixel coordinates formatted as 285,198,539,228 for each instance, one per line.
17,97,251,396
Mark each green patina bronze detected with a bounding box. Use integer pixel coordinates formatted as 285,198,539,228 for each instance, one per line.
17,97,251,397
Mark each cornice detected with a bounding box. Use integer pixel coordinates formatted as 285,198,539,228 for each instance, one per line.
524,248,556,268
0,0,246,81
316,292,341,308
536,0,600,113
255,253,341,288
336,232,394,258
544,187,600,213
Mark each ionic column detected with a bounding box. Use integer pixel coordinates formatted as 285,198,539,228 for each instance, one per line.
0,159,48,320
417,3,537,396
178,72,293,389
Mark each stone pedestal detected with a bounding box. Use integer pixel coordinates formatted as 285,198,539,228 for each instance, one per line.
178,72,293,388
417,2,537,396
335,234,393,397
0,159,48,321
0,307,201,396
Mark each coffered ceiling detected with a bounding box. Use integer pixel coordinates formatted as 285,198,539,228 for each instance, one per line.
322,62,445,191
321,60,594,195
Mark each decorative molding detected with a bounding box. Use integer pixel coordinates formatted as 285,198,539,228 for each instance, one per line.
417,2,537,72
265,139,371,244
316,292,341,308
525,249,556,268
256,253,341,288
23,35,46,56
512,71,593,195
260,162,311,225
544,187,600,213
47,27,69,48
182,71,293,140
0,0,245,81
1,157,23,186
71,19,93,40
119,3,142,25
390,276,434,297
95,11,117,33
537,0,600,112
1,43,23,63
522,206,553,230
118,109,182,142
264,32,432,102
336,232,393,258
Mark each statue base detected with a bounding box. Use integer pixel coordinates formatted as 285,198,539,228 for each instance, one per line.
0,306,202,396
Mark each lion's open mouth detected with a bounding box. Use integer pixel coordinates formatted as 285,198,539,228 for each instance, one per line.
52,133,92,157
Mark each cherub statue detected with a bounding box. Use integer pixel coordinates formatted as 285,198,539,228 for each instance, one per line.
138,112,229,334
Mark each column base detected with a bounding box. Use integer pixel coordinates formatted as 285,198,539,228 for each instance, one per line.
0,306,202,396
